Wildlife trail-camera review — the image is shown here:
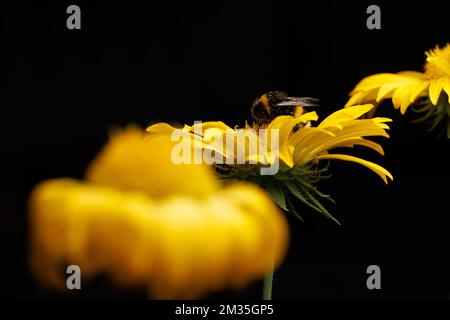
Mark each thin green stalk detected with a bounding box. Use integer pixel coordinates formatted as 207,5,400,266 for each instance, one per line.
262,266,274,300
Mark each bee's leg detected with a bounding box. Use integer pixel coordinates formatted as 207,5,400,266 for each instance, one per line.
292,123,302,132
293,106,304,118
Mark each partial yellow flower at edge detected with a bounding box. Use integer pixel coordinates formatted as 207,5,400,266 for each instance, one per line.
345,44,450,115
29,127,289,299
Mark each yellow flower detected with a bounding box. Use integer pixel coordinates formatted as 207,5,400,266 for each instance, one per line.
29,128,288,299
147,105,392,223
345,44,450,137
147,104,393,184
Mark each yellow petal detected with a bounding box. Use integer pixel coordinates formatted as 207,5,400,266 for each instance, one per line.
442,77,450,103
398,86,413,114
372,117,393,123
268,112,319,146
429,79,443,105
427,56,450,77
203,128,227,141
192,121,232,134
391,86,414,114
266,115,292,132
409,80,430,102
319,104,375,129
315,154,393,184
301,123,389,162
377,82,400,101
397,71,428,79
347,72,427,109
293,111,319,123
146,123,177,135
320,137,385,155
350,73,401,93
279,145,295,168
291,128,336,164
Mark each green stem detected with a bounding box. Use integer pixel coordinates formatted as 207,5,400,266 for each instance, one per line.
262,266,274,300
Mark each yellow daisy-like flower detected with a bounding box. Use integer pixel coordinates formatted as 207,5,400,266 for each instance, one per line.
29,128,288,299
345,44,450,137
147,104,393,223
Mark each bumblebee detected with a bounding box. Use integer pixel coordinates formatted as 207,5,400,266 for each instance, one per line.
251,91,319,129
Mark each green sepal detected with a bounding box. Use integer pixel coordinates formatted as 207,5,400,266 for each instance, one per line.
412,93,450,138
284,180,322,213
262,179,288,211
285,195,304,222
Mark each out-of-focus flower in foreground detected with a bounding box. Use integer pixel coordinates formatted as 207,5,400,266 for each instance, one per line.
147,104,393,223
29,128,288,299
346,44,450,138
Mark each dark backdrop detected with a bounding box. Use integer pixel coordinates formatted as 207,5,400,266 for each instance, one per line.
1,0,449,299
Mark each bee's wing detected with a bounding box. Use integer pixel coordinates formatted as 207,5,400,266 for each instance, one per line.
291,97,320,106
275,97,320,107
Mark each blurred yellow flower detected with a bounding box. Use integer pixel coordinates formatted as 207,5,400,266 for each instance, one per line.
29,128,288,299
346,44,450,137
147,104,392,223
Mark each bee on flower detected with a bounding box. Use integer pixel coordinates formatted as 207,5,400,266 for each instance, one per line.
147,103,393,224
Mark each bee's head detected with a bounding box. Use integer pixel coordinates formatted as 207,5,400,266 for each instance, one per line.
251,97,270,119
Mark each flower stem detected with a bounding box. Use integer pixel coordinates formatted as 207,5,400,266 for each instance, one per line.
262,266,274,300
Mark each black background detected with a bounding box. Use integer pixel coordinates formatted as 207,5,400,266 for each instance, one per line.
1,0,449,299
